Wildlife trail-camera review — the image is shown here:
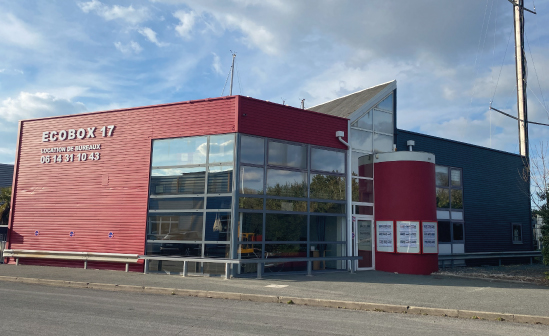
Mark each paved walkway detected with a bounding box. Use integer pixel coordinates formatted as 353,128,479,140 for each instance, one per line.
1,265,548,323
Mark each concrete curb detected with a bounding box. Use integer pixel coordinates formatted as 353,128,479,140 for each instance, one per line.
1,275,548,325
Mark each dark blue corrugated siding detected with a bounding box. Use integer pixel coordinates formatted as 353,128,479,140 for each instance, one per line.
0,163,14,188
396,129,532,252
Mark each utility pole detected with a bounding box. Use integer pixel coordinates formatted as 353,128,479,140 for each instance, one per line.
490,1,536,159
229,52,236,96
512,0,536,159
514,0,528,158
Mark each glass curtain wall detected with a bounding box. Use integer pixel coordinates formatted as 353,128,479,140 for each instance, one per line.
146,134,235,274
237,134,347,274
350,91,395,216
435,165,465,253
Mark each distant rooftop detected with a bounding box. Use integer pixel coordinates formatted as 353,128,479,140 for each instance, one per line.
307,81,394,118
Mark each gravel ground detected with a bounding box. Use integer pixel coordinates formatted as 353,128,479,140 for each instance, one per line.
435,263,549,286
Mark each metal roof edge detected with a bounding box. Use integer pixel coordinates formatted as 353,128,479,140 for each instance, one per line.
18,96,238,123
397,129,523,158
347,81,397,122
307,80,396,110
238,95,349,121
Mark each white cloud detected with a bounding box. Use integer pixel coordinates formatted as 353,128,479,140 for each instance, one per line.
138,27,168,47
0,12,42,49
0,92,87,122
0,147,15,156
114,41,143,54
78,0,149,25
212,52,223,75
173,10,196,40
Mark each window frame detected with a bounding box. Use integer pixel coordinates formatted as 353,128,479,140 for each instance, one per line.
512,223,523,244
235,134,348,263
146,133,237,260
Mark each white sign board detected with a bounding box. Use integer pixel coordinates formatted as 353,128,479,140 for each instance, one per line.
396,221,420,253
422,222,438,254
376,221,394,252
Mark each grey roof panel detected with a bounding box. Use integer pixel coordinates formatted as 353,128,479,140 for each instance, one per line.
307,81,393,118
0,163,14,188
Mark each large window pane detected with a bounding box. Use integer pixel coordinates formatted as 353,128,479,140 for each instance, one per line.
373,133,393,153
373,110,393,134
310,173,345,200
268,141,307,169
451,189,463,209
147,213,203,241
451,169,461,187
149,197,204,210
206,196,232,209
351,111,372,130
239,244,262,261
239,197,264,210
239,166,264,194
310,243,347,270
452,222,464,241
152,137,207,167
352,178,373,203
435,166,449,186
351,152,373,178
205,244,230,258
209,134,234,163
150,168,205,195
376,93,394,112
207,166,233,193
239,212,263,241
240,135,264,165
146,243,201,257
311,148,345,174
438,221,451,243
310,202,345,214
310,216,346,241
436,188,450,208
353,205,373,215
265,214,307,241
350,129,373,152
264,244,308,272
205,212,230,241
266,199,307,212
266,169,307,197
265,244,307,257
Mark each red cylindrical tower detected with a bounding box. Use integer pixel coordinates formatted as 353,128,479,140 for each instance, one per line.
374,151,438,275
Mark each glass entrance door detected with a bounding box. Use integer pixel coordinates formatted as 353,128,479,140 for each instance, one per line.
356,219,373,269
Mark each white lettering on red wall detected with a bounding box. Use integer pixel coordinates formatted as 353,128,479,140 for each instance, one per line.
42,125,115,142
39,125,115,164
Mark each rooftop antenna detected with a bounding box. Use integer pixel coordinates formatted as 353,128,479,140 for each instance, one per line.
490,0,536,160
230,51,236,96
281,98,286,106
301,99,305,109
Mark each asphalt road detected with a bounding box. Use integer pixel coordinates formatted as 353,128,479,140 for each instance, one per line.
1,282,547,336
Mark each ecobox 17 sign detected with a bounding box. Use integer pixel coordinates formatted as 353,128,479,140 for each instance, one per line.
39,125,115,164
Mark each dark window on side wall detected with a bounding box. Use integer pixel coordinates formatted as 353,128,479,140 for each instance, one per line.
438,221,451,243
512,223,522,244
452,222,464,241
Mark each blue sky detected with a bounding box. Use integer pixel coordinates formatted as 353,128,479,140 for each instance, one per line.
1,0,549,164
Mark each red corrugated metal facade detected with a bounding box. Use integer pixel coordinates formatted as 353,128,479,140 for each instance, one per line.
237,96,348,150
7,95,349,271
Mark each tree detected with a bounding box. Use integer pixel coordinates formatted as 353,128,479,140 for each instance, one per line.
520,142,549,264
0,187,11,226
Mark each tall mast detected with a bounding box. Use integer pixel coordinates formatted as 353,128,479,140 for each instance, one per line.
513,0,528,158
230,52,236,96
